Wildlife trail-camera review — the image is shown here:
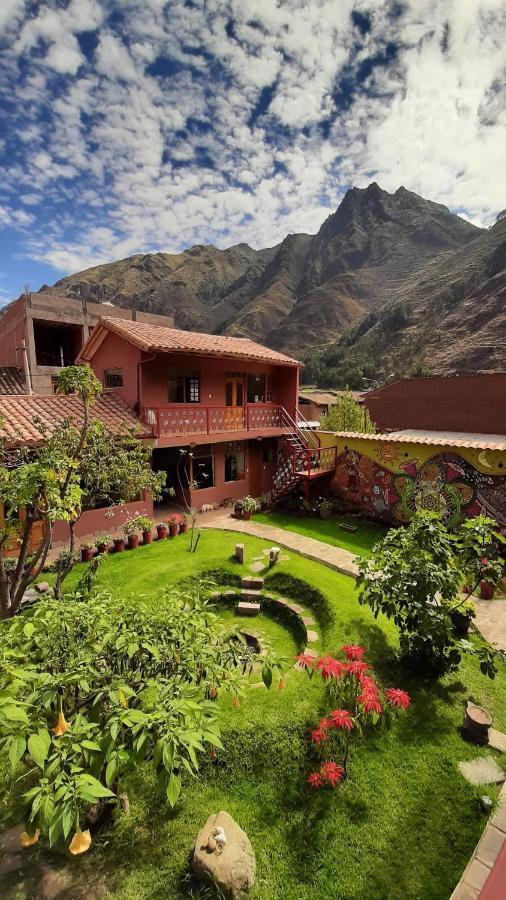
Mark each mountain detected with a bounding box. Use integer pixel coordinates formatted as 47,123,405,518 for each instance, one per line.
41,183,506,379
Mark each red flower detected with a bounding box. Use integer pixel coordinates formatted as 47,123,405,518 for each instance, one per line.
341,644,365,661
330,709,354,730
360,696,383,715
318,717,333,732
320,761,345,787
311,727,328,745
481,558,489,567
296,652,315,669
358,675,380,697
316,656,345,679
386,688,411,710
347,660,370,677
307,772,323,790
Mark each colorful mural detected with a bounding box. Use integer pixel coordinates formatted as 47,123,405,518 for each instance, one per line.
330,449,506,527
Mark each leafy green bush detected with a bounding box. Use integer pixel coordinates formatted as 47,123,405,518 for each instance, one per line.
265,572,333,628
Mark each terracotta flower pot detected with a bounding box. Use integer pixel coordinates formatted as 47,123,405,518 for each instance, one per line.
113,538,125,553
127,534,140,550
156,526,167,540
143,530,153,544
319,507,332,520
242,510,252,521
81,547,94,562
96,542,109,555
168,523,179,538
480,581,495,600
179,522,188,534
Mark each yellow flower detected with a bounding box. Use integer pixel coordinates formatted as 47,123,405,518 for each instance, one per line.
69,829,92,855
278,678,286,691
21,828,40,848
52,711,68,737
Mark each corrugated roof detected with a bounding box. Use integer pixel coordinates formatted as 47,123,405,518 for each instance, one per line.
299,390,364,405
0,392,150,447
317,429,506,452
0,367,25,395
81,317,301,366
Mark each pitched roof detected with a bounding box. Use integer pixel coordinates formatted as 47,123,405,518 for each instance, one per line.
299,389,364,405
0,392,150,447
0,367,25,395
318,429,506,452
80,317,302,367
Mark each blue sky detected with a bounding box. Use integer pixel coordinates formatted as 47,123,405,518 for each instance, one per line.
1,0,505,306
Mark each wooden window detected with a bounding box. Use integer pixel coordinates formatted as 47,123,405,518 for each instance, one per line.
224,441,245,482
168,369,200,403
104,368,124,389
192,444,214,489
265,375,273,402
247,374,266,403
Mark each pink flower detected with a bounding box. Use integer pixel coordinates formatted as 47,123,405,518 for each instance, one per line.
296,652,315,670
386,688,411,710
341,644,365,661
316,656,346,680
330,709,354,730
320,761,345,787
307,772,323,790
481,558,489,567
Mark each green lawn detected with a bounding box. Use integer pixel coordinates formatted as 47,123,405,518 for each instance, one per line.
3,530,506,900
253,511,388,556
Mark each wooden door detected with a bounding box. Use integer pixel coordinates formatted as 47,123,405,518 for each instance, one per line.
248,442,263,496
225,377,245,430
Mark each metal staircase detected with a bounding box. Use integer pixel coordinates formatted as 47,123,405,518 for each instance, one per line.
271,407,321,501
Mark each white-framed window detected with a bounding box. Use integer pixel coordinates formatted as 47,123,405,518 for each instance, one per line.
168,368,200,403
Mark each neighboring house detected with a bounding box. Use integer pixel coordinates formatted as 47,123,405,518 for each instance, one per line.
298,389,365,423
0,292,174,395
78,318,333,509
0,367,25,395
363,375,506,435
0,392,153,549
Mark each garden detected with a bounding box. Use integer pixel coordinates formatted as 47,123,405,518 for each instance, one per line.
1,523,506,899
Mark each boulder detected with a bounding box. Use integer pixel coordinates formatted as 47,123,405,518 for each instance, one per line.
192,811,255,898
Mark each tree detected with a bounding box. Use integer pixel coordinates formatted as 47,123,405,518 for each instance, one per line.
356,511,505,678
320,392,375,433
0,366,165,617
0,577,283,852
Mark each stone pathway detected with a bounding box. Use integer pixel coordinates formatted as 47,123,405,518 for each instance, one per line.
201,513,359,577
472,599,506,652
458,758,505,787
450,782,506,899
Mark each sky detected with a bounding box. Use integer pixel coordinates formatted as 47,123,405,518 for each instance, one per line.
0,0,505,306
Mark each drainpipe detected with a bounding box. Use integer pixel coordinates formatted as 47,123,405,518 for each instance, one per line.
18,340,33,394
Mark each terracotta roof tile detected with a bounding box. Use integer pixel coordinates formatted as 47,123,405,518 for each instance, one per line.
319,429,506,452
82,317,301,366
0,392,150,447
0,367,25,395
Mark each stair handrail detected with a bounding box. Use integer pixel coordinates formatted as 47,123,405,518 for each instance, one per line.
296,405,322,447
281,405,320,449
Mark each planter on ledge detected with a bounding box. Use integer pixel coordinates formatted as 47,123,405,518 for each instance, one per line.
81,546,95,563
462,702,492,745
179,522,188,534
113,538,125,553
127,534,140,550
168,523,179,538
156,525,168,540
479,581,495,600
96,541,109,555
143,530,153,544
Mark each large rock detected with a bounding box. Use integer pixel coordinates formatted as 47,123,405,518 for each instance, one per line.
191,810,255,898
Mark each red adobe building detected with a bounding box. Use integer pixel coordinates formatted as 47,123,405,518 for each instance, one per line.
78,317,331,512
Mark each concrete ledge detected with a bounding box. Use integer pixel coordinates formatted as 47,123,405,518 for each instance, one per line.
450,782,506,899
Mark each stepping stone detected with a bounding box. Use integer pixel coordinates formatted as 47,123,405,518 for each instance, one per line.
223,590,238,601
35,581,51,593
236,601,261,617
211,591,221,600
301,616,315,626
287,603,304,614
234,543,244,564
250,682,266,689
339,522,358,532
241,577,264,589
249,561,264,573
459,757,505,786
240,588,262,602
489,729,506,753
306,629,319,643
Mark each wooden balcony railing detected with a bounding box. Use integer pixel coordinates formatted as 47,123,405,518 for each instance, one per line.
141,404,286,438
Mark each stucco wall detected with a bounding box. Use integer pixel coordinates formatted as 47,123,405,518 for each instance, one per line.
316,431,506,527
51,496,154,544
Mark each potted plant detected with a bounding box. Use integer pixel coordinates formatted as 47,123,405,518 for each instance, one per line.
137,515,154,544
80,540,95,563
123,517,142,550
179,514,189,534
319,498,333,520
242,496,257,521
113,536,126,553
260,494,270,512
167,514,179,538
297,497,310,518
233,500,244,520
450,599,476,636
479,557,503,599
95,534,110,554
156,521,168,540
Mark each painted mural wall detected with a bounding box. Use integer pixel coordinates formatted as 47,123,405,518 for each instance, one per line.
317,433,506,528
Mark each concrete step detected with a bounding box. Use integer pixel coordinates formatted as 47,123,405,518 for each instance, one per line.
240,588,263,602
236,601,261,617
241,577,264,590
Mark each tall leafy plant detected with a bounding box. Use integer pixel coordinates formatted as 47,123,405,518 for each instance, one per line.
320,392,375,433
0,580,282,853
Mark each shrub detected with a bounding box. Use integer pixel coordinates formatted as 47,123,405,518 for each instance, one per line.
265,572,332,628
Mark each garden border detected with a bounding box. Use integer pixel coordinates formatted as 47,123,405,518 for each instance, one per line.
450,781,506,898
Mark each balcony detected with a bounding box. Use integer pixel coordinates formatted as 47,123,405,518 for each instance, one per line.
141,404,288,438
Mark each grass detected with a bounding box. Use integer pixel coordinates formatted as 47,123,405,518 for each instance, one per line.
3,530,506,899
253,511,388,556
